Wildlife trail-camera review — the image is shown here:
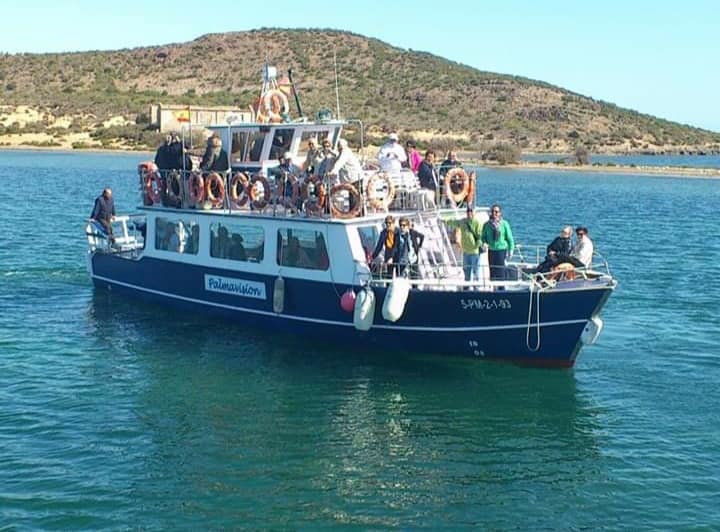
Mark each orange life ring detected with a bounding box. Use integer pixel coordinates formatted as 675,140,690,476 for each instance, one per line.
229,172,250,208
329,183,362,219
205,172,225,208
249,174,272,210
467,170,476,207
165,171,183,206
302,175,327,216
365,171,396,211
144,171,163,205
188,172,205,204
277,174,300,208
255,89,289,123
444,168,469,205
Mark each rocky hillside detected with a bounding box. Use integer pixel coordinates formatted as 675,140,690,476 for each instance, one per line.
1,28,718,154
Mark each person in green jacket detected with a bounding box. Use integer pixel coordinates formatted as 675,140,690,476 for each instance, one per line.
446,206,484,282
481,203,515,281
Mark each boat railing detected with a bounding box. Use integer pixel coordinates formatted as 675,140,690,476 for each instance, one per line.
510,244,613,282
85,214,146,255
138,167,451,220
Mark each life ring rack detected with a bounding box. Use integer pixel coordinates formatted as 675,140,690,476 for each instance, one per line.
365,171,395,211
330,183,362,219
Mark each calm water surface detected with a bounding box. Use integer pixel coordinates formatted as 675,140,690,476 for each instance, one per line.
0,150,719,529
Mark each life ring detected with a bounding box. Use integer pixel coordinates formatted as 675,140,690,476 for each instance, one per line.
329,183,362,219
137,160,158,176
249,174,272,210
229,172,250,208
188,172,205,204
256,89,289,123
444,167,469,205
277,174,300,209
205,172,225,208
144,171,163,205
365,171,396,211
467,170,476,208
302,175,327,216
165,171,183,207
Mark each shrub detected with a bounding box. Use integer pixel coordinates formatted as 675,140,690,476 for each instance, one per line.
485,143,520,164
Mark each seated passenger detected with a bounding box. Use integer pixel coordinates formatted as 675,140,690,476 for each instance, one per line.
229,234,247,261
284,236,312,268
571,226,594,268
533,226,583,274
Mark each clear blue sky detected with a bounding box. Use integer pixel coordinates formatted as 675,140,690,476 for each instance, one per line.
2,0,718,132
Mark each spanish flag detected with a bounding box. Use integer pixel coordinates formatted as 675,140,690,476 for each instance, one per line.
174,107,191,123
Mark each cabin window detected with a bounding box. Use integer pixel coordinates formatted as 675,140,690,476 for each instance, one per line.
155,217,199,254
232,130,266,163
210,222,264,262
356,226,379,262
268,128,294,160
276,228,329,270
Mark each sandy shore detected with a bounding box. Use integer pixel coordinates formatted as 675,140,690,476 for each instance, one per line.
495,161,720,179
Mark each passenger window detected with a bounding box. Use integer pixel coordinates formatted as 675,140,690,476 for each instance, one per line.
210,222,264,262
155,217,199,255
277,228,329,270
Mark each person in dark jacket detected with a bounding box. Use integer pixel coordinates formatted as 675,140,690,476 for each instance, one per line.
417,150,440,207
439,150,462,177
370,215,399,277
394,217,425,278
166,135,193,171
154,134,173,171
90,188,116,242
533,226,583,273
200,135,229,172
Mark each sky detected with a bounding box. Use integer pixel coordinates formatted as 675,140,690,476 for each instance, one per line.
1,0,718,132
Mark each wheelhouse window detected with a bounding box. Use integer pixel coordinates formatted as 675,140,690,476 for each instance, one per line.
277,228,329,270
268,128,294,160
231,129,266,163
210,222,265,262
155,217,199,255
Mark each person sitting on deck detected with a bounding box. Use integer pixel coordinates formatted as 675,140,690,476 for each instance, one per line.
570,226,594,268
531,226,585,275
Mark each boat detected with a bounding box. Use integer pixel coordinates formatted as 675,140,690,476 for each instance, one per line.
84,66,616,367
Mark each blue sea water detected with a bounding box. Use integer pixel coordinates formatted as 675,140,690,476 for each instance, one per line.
523,152,720,168
1,150,719,529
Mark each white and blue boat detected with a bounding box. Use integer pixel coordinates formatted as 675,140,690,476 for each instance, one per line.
85,67,616,367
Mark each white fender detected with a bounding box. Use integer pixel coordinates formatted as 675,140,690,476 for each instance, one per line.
273,276,285,313
382,276,410,322
353,287,375,331
581,316,603,345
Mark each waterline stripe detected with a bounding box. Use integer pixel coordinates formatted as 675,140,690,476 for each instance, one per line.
92,275,588,332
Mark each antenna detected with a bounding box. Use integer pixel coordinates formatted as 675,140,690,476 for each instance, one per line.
333,49,341,119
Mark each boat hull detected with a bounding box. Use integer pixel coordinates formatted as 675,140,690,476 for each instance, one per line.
90,253,614,367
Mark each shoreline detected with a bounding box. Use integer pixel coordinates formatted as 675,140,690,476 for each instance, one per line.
1,145,717,179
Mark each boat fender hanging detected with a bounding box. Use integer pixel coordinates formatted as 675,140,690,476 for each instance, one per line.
353,287,376,331
581,316,604,345
382,277,410,322
273,276,285,313
340,289,356,313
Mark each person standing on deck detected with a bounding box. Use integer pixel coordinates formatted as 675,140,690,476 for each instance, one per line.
377,133,407,174
444,206,484,283
90,188,116,243
200,135,229,172
481,204,515,282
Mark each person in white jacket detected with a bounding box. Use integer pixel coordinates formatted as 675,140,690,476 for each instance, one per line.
571,226,594,267
377,132,407,173
329,139,363,184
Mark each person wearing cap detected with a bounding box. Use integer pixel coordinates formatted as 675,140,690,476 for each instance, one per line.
200,135,229,172
377,132,407,174
328,138,363,185
445,206,484,283
481,204,515,282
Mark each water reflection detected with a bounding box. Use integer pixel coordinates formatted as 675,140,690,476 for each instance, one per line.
85,292,606,527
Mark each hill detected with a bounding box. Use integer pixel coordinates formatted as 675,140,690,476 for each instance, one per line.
1,28,718,155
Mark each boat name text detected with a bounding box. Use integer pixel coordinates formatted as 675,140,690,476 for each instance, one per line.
460,298,512,310
204,275,266,300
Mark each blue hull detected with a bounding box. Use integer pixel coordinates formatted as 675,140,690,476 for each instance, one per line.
90,254,613,367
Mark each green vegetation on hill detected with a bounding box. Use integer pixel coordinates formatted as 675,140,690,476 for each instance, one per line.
1,28,719,154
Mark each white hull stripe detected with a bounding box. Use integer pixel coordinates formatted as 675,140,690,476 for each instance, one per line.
92,275,588,332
